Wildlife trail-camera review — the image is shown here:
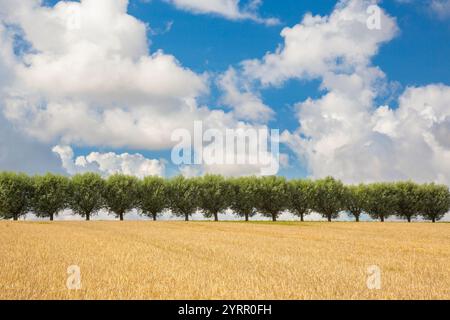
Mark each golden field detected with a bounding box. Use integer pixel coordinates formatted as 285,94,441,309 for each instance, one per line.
0,221,448,300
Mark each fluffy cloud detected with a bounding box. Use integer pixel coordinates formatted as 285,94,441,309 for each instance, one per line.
217,68,274,123
52,145,165,178
0,0,226,150
0,0,284,178
164,0,279,25
240,0,450,188
283,84,450,184
243,0,398,86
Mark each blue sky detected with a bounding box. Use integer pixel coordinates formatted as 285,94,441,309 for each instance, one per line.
83,0,450,178
1,0,450,182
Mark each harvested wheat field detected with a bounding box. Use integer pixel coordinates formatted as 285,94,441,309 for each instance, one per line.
0,221,449,300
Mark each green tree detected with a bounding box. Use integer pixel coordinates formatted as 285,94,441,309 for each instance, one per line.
229,176,258,221
343,184,368,222
311,177,345,222
393,181,421,222
287,179,314,222
364,183,397,222
32,173,70,221
167,176,200,221
255,176,289,222
198,175,232,221
103,174,139,221
418,183,450,223
69,173,105,221
0,172,34,221
138,176,168,221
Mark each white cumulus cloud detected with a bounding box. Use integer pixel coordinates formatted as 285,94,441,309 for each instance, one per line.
52,145,165,178
218,67,274,123
239,0,450,189
0,0,225,150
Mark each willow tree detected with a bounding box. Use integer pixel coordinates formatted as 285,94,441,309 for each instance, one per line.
364,183,397,222
69,173,105,221
0,172,34,221
287,179,314,222
138,176,168,221
103,174,139,221
254,176,289,222
229,176,258,221
198,175,233,221
343,184,368,222
32,173,70,221
418,183,450,223
167,176,200,221
312,177,345,222
393,181,421,223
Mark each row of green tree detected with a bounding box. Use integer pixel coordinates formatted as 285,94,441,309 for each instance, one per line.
0,172,449,223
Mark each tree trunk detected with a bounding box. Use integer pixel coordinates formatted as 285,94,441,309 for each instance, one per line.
327,216,332,222
185,214,189,221
214,212,219,222
355,215,360,222
245,213,249,222
50,213,54,221
13,214,18,221
407,216,411,223
432,217,436,223
119,213,124,221
380,216,385,222
272,214,277,222
300,213,304,222
152,213,157,221
86,214,90,221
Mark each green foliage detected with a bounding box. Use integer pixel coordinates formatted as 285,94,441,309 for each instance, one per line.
229,176,258,221
311,177,345,222
0,170,449,223
69,173,105,221
364,183,398,222
0,172,34,220
393,181,421,222
138,176,168,221
198,175,233,221
343,184,368,222
287,179,314,221
418,183,450,223
254,176,289,222
32,173,70,220
167,176,200,221
103,174,139,221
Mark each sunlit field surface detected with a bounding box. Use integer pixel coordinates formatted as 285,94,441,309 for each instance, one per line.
0,221,448,300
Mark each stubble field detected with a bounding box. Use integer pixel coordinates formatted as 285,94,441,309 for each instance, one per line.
0,221,448,300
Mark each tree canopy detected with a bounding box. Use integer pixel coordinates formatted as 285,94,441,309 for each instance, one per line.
365,183,398,222
254,176,289,222
69,173,105,221
343,184,368,222
138,176,168,221
0,172,34,221
287,179,314,222
311,177,345,222
167,176,200,221
198,175,233,221
0,171,448,223
418,183,450,223
32,173,70,221
103,174,139,221
229,176,258,221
